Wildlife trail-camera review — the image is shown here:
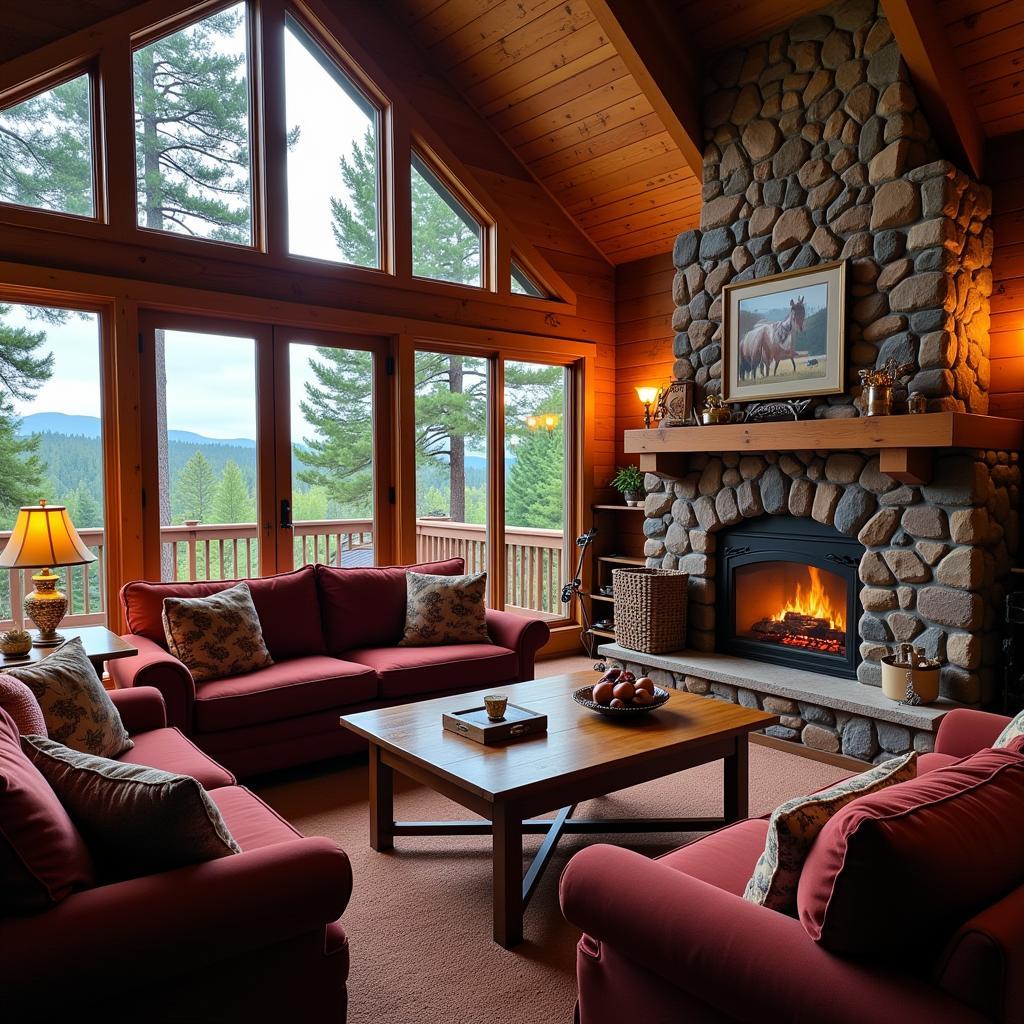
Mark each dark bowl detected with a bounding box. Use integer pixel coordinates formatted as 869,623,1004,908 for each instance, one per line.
572,683,671,717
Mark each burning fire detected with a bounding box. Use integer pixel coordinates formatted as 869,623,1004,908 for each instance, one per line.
772,566,845,630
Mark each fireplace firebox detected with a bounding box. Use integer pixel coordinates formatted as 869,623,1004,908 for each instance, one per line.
716,518,862,679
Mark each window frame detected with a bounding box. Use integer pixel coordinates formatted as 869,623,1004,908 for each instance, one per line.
0,60,104,227
510,259,547,299
409,143,493,293
129,0,263,251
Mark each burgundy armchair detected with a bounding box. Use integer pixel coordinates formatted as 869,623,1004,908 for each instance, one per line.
560,708,1019,1024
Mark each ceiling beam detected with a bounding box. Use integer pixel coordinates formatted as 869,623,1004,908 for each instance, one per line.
881,0,985,179
587,0,703,180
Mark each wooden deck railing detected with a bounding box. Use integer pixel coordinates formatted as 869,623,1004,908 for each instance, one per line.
0,518,565,629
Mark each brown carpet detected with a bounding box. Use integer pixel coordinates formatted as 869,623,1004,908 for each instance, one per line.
254,743,851,1024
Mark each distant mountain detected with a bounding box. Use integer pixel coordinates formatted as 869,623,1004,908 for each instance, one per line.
19,412,255,447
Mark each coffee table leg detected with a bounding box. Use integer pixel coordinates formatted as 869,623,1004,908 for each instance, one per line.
723,735,750,822
369,743,394,852
492,803,523,948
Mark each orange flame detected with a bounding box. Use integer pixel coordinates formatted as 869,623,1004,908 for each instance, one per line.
773,566,845,630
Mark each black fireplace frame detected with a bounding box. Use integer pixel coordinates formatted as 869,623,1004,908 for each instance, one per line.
716,517,863,679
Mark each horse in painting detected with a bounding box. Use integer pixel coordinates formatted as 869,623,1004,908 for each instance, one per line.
737,296,807,379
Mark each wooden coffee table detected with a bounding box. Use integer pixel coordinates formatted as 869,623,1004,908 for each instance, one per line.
340,672,777,947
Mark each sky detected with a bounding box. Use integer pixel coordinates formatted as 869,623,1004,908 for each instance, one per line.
739,281,828,319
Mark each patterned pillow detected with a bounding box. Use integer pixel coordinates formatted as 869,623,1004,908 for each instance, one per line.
162,582,273,683
398,571,490,647
6,638,131,757
994,709,1024,749
743,750,918,913
0,673,47,736
22,734,240,880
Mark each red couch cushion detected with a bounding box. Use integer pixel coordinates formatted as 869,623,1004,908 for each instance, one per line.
345,643,518,700
317,558,465,654
658,819,771,896
120,565,326,660
798,746,1024,955
917,751,961,774
207,785,302,851
193,656,378,733
0,708,94,912
118,727,235,789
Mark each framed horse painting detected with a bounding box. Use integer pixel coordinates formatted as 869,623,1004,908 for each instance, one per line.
721,260,846,404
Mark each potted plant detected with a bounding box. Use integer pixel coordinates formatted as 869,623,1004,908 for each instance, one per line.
611,465,645,507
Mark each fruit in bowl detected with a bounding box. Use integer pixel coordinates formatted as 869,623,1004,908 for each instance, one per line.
576,671,668,716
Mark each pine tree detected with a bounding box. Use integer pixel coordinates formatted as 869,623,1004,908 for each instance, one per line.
212,459,255,523
174,451,217,522
505,425,565,530
62,480,103,529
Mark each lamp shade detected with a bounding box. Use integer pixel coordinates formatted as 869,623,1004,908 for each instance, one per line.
0,501,96,569
635,386,660,405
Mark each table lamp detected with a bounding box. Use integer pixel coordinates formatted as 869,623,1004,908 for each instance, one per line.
0,500,96,646
635,386,661,428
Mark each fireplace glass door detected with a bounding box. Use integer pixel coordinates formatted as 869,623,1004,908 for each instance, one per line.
717,517,861,679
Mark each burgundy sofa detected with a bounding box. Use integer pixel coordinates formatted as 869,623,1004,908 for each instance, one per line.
2,686,352,1022
560,707,1022,1024
108,559,550,777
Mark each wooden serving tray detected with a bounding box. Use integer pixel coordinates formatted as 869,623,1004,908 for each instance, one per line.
442,703,547,745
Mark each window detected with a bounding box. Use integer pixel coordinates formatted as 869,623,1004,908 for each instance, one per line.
0,72,94,217
411,153,482,287
133,4,253,243
0,302,105,624
285,16,380,268
511,261,545,297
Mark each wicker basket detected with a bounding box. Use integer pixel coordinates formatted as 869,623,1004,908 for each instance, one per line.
611,567,688,654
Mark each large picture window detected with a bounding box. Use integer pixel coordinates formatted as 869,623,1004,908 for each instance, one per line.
285,16,381,268
0,72,94,217
133,3,253,243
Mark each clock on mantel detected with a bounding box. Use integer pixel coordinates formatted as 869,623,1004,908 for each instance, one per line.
624,412,1024,485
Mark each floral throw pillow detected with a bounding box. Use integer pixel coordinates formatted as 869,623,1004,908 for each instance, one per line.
7,638,132,758
399,571,490,647
162,582,273,683
994,709,1024,750
743,750,917,914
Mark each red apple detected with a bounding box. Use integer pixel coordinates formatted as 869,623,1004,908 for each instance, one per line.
634,677,655,695
613,681,635,702
619,670,636,684
600,667,622,683
632,688,654,706
592,681,614,705
609,698,625,709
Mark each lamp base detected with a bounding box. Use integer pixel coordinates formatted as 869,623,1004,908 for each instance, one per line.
24,569,68,647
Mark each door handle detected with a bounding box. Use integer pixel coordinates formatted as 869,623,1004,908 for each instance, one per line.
280,498,293,529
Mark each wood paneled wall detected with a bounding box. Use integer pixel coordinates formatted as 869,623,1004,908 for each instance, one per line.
613,251,675,473
988,131,1024,417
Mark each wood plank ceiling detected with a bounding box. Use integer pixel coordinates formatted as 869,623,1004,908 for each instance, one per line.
940,0,1024,137
394,0,702,265
0,1,143,63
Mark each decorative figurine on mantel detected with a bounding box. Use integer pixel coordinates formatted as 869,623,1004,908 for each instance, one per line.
858,358,914,416
700,393,731,425
654,377,694,427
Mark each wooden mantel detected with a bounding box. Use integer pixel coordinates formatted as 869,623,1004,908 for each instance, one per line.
624,412,1024,484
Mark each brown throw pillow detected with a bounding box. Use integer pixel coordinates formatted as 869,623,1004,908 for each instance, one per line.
162,582,273,683
7,637,132,758
22,734,240,881
399,571,490,646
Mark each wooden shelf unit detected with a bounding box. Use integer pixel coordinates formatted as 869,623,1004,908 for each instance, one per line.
585,504,647,644
624,412,1024,485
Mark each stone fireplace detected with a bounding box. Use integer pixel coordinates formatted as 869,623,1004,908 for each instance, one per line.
599,0,1022,762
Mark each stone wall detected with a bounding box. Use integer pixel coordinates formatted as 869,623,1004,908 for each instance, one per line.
670,0,994,416
643,448,1020,705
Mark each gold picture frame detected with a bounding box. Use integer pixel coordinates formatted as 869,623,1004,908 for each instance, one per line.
721,260,847,403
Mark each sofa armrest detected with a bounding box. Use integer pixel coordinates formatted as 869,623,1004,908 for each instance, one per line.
107,635,196,733
108,685,167,734
486,609,550,679
1,837,351,1002
561,844,986,1024
934,708,1011,758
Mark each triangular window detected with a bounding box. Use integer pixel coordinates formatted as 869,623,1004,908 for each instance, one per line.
133,3,253,244
511,261,546,298
0,71,94,217
285,14,381,268
411,151,483,288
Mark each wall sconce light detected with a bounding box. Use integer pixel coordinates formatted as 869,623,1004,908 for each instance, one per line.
635,386,661,429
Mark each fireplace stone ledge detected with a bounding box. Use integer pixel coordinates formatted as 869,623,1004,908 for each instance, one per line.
598,643,962,734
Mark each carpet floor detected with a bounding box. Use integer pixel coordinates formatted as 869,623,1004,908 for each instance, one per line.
254,742,851,1024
